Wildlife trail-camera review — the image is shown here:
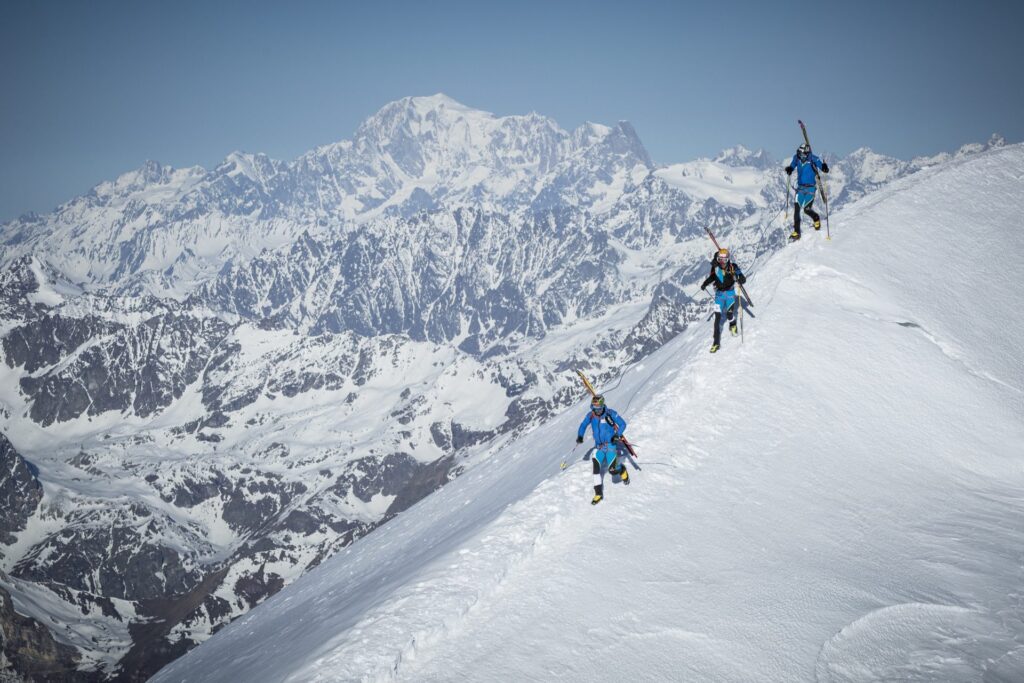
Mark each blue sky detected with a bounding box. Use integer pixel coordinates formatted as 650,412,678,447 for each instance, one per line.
2,0,1021,222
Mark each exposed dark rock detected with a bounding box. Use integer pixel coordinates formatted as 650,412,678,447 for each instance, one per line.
3,315,114,373
233,565,284,611
280,509,321,535
0,583,90,682
12,515,202,602
221,476,304,534
168,471,231,508
16,315,233,426
430,422,452,450
450,422,490,451
0,434,43,546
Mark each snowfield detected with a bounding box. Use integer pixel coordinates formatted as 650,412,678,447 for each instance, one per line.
154,144,1024,682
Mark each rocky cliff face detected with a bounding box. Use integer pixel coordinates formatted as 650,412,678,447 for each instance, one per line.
0,436,42,549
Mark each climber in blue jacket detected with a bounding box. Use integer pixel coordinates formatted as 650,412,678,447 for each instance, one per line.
576,393,629,505
785,143,829,240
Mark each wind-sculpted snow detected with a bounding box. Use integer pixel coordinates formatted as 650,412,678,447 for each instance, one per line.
152,144,1024,683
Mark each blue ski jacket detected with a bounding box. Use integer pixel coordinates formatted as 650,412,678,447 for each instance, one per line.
789,153,826,187
578,407,627,446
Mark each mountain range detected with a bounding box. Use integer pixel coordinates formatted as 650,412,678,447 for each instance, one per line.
0,94,1007,681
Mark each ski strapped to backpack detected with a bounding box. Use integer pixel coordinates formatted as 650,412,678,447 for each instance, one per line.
798,119,831,240
784,169,792,223
704,227,753,307
575,369,638,459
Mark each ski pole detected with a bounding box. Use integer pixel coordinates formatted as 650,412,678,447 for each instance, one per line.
784,172,792,223
560,443,580,470
822,154,832,240
737,292,744,344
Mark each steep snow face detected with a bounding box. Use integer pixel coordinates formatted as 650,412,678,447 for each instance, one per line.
152,145,1024,683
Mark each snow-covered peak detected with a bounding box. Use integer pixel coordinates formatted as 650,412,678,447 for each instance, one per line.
839,146,910,184
595,121,653,166
354,93,497,151
93,160,173,199
954,132,1006,159
213,150,281,182
713,144,772,169
217,151,255,176
571,121,613,148
408,92,481,116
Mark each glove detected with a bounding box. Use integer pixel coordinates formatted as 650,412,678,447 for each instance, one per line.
737,274,746,285
700,283,708,291
576,435,584,444
821,162,830,173
784,166,793,176
611,435,622,444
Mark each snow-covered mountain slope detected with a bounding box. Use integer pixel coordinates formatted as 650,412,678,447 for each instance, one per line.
2,95,801,680
153,144,1024,682
5,93,990,304
0,95,652,296
0,87,1010,680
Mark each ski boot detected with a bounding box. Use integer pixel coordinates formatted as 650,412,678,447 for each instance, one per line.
710,343,720,354
813,220,821,231
621,468,630,485
789,230,801,241
730,323,738,337
591,493,603,505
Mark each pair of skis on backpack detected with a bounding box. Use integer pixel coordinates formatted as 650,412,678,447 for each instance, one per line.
571,370,637,506
704,227,752,354
785,119,832,242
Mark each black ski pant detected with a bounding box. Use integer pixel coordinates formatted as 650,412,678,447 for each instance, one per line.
713,302,737,345
793,201,820,232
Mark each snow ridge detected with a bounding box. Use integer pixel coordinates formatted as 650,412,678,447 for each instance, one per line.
153,145,1024,682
